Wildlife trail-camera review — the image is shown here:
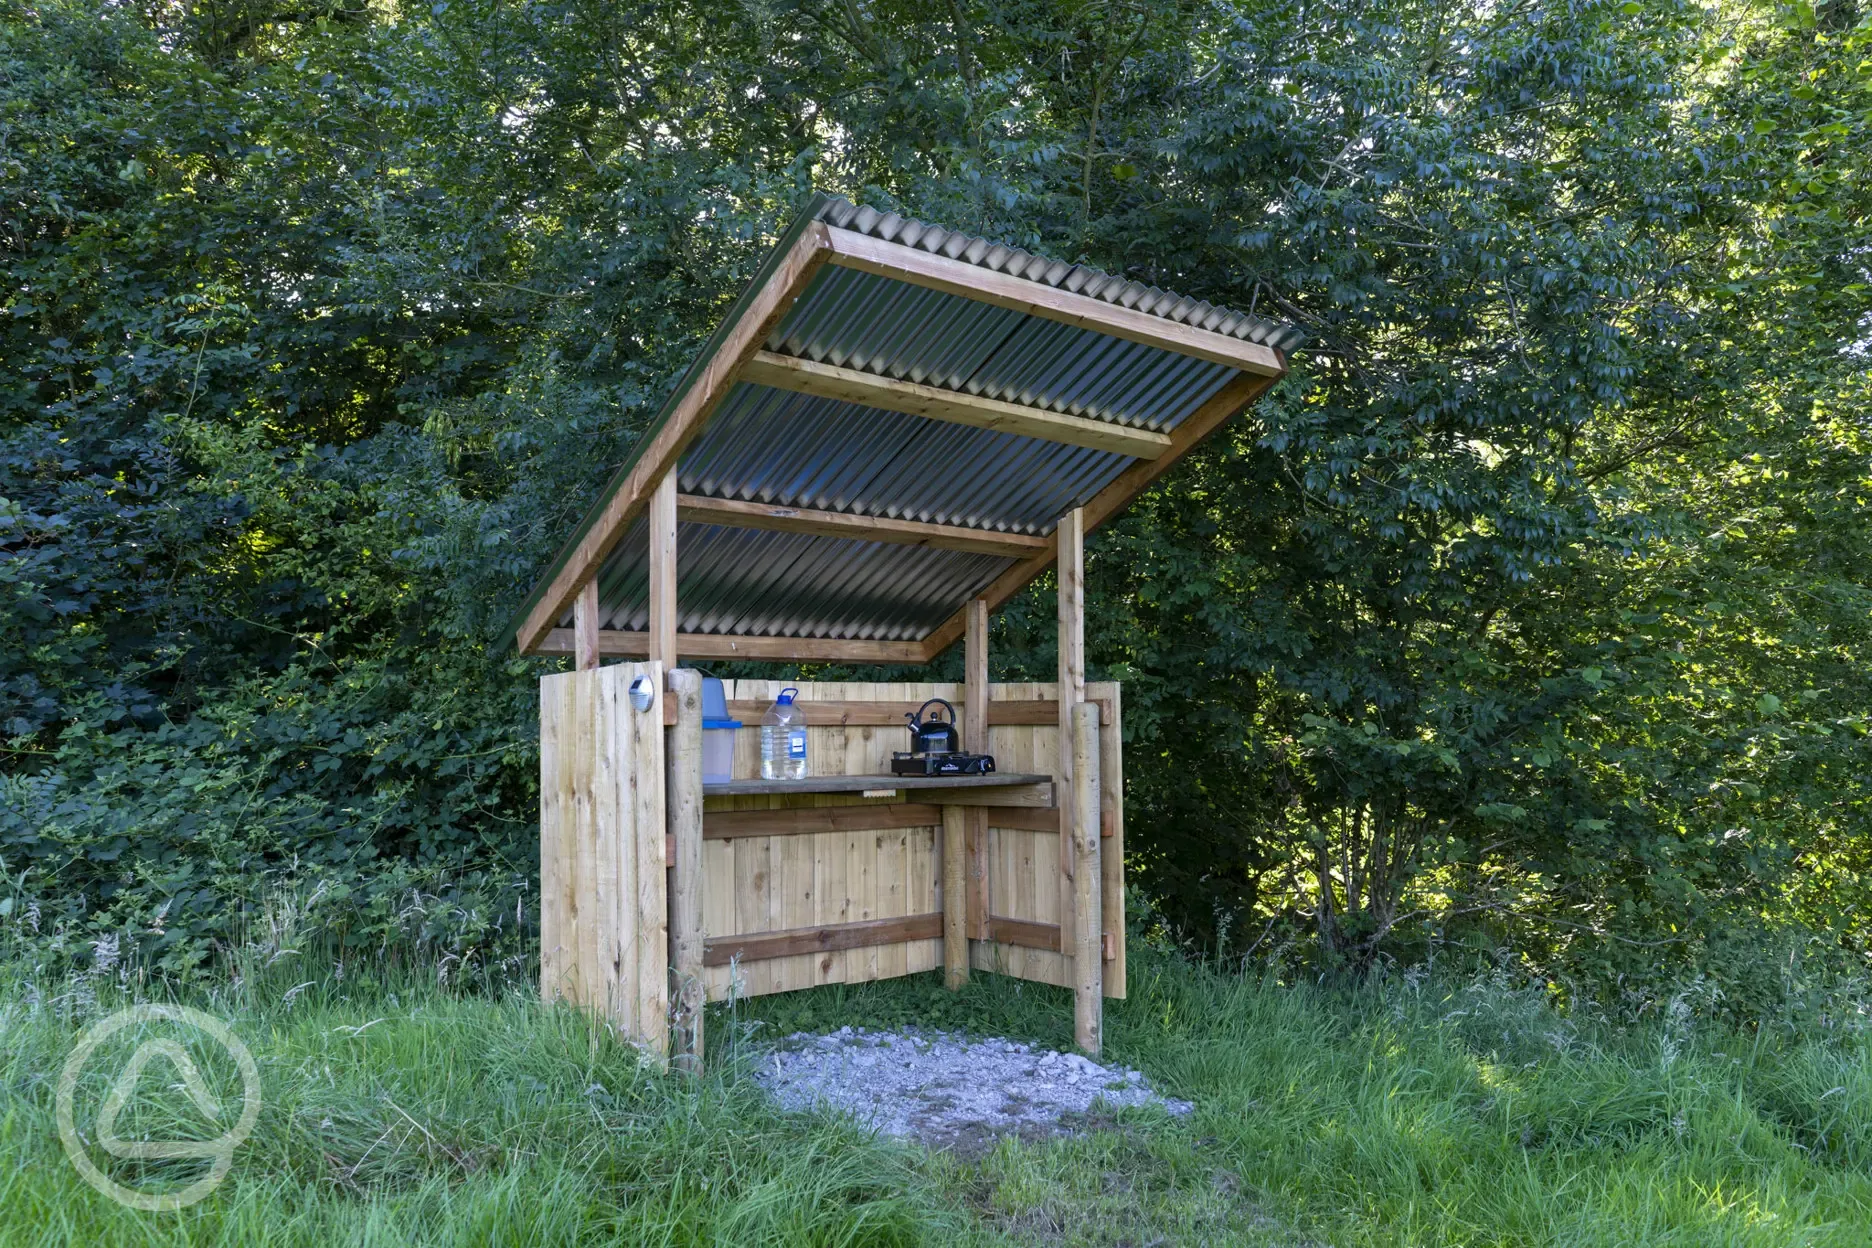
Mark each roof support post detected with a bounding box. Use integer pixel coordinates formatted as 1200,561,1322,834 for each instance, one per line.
964,598,990,945
1055,507,1085,986
648,472,678,667
574,581,601,671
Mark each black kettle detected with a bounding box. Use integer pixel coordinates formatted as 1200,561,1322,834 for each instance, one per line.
905,698,960,755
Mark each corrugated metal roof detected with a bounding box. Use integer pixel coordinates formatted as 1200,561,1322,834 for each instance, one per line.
812,198,1305,355
520,193,1298,650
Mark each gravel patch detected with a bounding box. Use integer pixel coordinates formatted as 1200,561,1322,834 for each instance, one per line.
754,1026,1194,1153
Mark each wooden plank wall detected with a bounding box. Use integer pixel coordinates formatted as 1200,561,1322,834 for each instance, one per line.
701,679,1125,1002
701,680,947,1002
539,663,670,1059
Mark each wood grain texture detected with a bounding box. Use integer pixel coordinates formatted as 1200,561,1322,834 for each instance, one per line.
705,803,943,839
964,599,990,942
987,916,1062,952
573,581,600,671
943,804,967,988
1089,680,1127,1000
517,224,830,654
677,493,1050,558
665,668,704,1073
1057,509,1085,965
538,629,928,664
704,913,942,966
537,664,668,1061
647,473,677,667
684,680,1122,1007
1071,701,1103,1055
822,226,1285,377
740,350,1172,458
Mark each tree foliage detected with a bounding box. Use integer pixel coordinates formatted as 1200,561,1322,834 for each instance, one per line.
2,0,1867,1005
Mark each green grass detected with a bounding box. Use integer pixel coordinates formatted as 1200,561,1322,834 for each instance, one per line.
2,948,1868,1246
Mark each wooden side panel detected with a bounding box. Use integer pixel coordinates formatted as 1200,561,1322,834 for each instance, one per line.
691,679,1123,1002
538,664,669,1059
974,682,1071,988
700,681,955,1001
1089,680,1127,999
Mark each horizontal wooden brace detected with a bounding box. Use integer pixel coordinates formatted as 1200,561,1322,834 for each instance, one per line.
980,806,1060,833
823,225,1286,378
704,803,943,840
539,629,928,664
741,351,1173,460
986,916,1062,953
721,697,1116,728
705,913,942,967
676,494,1048,558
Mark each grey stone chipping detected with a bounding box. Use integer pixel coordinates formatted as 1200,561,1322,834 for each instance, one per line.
753,1026,1194,1153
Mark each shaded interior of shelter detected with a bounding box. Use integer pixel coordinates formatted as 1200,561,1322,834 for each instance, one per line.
560,263,1254,642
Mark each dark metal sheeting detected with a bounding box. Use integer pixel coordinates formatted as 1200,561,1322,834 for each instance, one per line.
550,195,1298,643
593,518,1014,640
812,197,1304,356
768,265,1240,430
679,382,1132,534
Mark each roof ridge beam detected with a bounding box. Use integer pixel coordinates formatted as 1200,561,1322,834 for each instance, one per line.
740,351,1173,460
676,494,1049,558
821,225,1286,378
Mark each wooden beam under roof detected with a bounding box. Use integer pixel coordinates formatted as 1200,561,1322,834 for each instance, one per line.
675,493,1049,558
538,627,927,664
739,351,1173,460
914,370,1279,660
822,225,1286,378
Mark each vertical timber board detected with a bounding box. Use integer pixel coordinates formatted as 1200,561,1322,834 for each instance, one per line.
971,682,1071,989
1071,701,1103,1055
539,676,566,1002
1055,510,1086,983
964,600,991,943
666,668,704,1072
1088,681,1127,999
536,664,669,1060
697,680,951,1001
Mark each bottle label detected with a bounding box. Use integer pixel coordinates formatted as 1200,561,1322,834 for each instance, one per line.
787,728,806,760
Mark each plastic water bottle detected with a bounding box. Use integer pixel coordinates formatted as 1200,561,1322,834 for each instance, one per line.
760,687,807,780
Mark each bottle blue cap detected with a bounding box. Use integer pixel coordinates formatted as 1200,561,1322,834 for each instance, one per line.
777,686,799,706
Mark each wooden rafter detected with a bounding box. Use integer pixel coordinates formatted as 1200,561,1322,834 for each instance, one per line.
538,627,926,664
913,371,1278,659
739,351,1172,459
675,493,1049,558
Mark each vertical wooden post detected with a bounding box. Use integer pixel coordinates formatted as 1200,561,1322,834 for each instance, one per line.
1056,507,1085,949
648,471,678,667
666,667,705,1073
1071,700,1103,1055
574,580,600,671
942,805,967,989
963,597,990,943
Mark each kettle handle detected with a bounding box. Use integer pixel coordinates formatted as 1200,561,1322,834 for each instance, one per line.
910,698,957,726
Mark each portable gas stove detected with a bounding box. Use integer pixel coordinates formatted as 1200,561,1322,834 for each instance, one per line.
889,751,997,777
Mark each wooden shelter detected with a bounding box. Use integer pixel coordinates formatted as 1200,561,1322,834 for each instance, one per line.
512,196,1297,1064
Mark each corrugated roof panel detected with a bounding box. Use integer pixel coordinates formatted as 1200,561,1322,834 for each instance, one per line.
580,522,1016,640
812,196,1307,354
772,266,1237,430
677,382,1131,533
